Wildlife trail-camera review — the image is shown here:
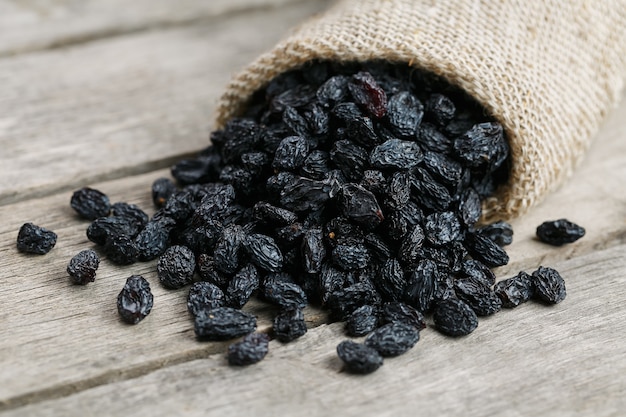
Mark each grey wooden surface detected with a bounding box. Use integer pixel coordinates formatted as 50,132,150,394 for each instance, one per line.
0,0,625,415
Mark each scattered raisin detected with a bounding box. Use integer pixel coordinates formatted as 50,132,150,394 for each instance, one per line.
536,219,585,246
16,223,57,255
336,340,383,374
117,275,153,324
67,249,99,285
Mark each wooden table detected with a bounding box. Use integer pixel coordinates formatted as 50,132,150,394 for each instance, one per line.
1,1,625,415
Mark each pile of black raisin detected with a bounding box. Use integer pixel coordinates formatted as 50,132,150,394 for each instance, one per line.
18,61,580,373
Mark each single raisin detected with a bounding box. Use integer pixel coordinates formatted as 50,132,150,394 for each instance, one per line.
336,340,383,374
531,266,566,304
16,223,57,255
67,249,99,285
157,245,196,290
228,333,270,366
433,298,478,336
70,187,111,220
117,275,153,324
536,219,585,246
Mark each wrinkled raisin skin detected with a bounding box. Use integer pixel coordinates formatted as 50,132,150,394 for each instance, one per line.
70,187,111,220
67,249,100,285
433,298,478,337
16,223,57,255
536,219,585,246
336,340,383,374
228,333,270,366
117,275,154,325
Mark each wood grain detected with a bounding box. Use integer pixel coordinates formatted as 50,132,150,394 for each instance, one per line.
0,0,311,57
4,244,625,417
0,0,330,206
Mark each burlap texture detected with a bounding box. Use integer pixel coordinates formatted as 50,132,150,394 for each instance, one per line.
216,0,626,220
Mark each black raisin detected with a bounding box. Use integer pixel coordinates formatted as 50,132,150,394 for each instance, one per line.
531,266,566,304
272,135,310,171
244,234,283,272
103,235,138,265
273,307,307,342
433,298,478,336
194,307,257,341
67,249,100,285
157,245,196,290
379,301,426,330
70,187,111,220
478,220,514,246
187,281,227,316
386,91,423,139
225,264,259,308
117,275,153,325
151,177,177,208
262,276,308,309
338,183,384,228
465,232,509,268
213,224,246,275
425,93,456,126
348,71,388,119
494,271,534,308
228,333,270,366
301,227,326,274
454,278,502,316
337,340,383,374
369,139,423,170
345,305,379,337
424,211,462,247
364,322,420,357
16,223,57,255
536,219,585,246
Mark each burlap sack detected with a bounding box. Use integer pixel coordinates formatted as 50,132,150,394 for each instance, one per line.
216,0,626,220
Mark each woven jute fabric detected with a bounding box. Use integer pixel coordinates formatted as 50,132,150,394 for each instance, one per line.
216,0,626,220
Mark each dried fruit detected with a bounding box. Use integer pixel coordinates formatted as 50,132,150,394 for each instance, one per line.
494,271,534,308
336,340,383,374
536,219,585,246
152,177,177,208
433,298,479,336
194,307,257,341
364,322,420,357
67,249,99,285
16,223,57,255
345,305,378,337
531,266,566,304
117,275,153,324
187,282,227,316
273,307,307,342
70,187,111,220
228,333,270,366
157,245,196,290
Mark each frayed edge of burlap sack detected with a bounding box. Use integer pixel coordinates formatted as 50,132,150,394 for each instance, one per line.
216,0,626,221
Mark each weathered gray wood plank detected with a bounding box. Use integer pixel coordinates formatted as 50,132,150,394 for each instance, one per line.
0,0,311,57
4,244,625,417
0,0,330,206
